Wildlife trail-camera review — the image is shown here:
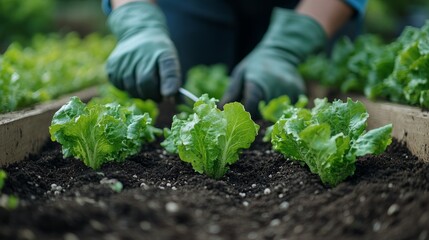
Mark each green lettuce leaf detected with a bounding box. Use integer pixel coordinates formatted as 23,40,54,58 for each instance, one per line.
272,98,392,186
162,94,259,179
259,95,308,142
50,96,160,169
259,95,308,123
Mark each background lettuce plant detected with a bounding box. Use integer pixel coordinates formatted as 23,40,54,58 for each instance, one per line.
300,21,429,109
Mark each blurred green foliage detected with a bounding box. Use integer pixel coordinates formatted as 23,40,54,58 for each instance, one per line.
0,0,107,50
0,33,115,113
0,0,55,44
184,64,229,100
364,0,429,39
2,0,428,47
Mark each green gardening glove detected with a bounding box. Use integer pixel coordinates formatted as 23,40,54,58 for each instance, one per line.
106,1,181,101
220,8,326,118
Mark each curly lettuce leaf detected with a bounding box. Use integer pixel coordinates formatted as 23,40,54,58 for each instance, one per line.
272,98,392,186
162,94,259,179
50,96,160,169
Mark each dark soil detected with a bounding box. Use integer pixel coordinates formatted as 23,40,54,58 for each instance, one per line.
1,117,429,240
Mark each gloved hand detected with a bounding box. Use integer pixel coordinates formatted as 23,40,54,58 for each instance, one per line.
106,1,181,101
220,8,326,118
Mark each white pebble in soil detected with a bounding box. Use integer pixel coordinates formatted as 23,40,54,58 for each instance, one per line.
264,188,271,195
373,221,381,232
165,202,179,213
270,219,281,227
140,183,150,190
387,204,400,215
280,201,290,210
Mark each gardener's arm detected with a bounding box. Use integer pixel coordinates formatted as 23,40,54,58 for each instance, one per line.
296,0,353,38
221,0,365,118
103,0,181,101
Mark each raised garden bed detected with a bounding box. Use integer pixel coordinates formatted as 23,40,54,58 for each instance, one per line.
1,102,429,239
1,121,429,240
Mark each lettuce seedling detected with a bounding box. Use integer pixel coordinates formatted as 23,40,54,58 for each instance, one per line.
271,98,392,186
50,96,161,169
162,94,259,179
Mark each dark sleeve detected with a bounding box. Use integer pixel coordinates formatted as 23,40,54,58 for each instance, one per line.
344,0,367,18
